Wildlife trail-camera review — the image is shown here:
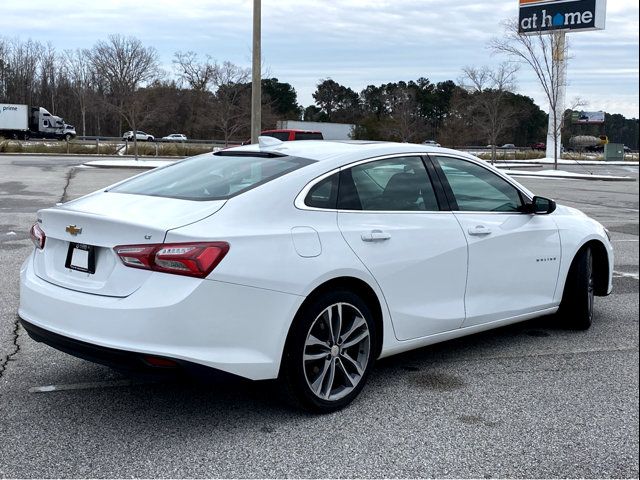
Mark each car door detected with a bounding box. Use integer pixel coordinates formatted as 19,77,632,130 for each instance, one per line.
336,155,468,341
430,155,561,327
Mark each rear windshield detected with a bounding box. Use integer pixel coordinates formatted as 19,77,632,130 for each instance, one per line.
295,132,323,140
109,153,313,201
262,131,290,141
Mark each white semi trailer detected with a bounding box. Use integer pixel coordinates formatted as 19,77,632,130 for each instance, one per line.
0,103,75,140
275,120,355,140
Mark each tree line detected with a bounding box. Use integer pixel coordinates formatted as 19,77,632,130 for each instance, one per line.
1,35,637,149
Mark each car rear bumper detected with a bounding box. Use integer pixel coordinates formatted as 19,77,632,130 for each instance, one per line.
19,255,303,380
21,317,188,373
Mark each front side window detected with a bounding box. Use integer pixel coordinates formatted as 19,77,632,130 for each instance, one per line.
338,156,439,211
434,156,523,212
110,153,313,201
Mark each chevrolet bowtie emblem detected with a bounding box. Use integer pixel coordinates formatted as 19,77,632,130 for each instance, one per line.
65,225,82,236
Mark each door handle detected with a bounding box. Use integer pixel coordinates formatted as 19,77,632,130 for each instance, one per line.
468,225,492,236
361,230,391,242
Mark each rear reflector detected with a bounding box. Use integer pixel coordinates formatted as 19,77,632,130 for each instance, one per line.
143,355,179,368
114,242,229,278
30,223,46,250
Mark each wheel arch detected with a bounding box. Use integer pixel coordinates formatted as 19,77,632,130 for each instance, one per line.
570,239,610,296
280,276,385,375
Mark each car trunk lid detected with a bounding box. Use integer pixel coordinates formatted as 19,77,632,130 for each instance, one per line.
33,191,226,297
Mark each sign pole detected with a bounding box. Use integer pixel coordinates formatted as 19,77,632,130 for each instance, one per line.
545,31,567,165
250,0,262,144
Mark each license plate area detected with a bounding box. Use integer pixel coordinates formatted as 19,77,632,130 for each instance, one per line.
65,243,96,274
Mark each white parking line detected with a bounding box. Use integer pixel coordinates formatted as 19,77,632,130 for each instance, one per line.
613,239,639,242
29,379,161,393
613,271,640,280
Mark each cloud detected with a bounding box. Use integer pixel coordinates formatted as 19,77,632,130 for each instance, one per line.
1,0,638,117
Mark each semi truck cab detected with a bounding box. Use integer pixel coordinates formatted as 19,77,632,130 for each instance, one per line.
30,107,67,139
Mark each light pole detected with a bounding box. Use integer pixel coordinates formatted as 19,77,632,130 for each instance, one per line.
250,0,261,144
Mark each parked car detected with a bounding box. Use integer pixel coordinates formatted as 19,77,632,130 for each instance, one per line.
261,129,323,141
422,139,441,147
19,140,613,412
162,133,188,142
500,143,516,149
123,131,154,142
530,142,546,151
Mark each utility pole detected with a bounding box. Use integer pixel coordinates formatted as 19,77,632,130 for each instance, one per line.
250,0,261,144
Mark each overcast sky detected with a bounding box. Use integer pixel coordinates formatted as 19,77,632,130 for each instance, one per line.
3,0,638,118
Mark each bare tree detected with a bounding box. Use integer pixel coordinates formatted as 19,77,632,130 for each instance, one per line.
211,61,251,145
89,35,159,158
0,38,9,100
460,63,519,163
173,51,216,92
491,20,568,169
38,43,59,112
384,83,423,143
438,89,473,148
63,49,92,136
173,51,217,138
0,38,42,105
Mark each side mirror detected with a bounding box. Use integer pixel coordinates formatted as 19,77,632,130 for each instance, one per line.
525,196,556,215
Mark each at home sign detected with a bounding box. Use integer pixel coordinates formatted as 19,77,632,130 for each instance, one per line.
519,0,606,34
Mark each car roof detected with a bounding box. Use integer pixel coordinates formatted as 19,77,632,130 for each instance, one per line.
214,139,535,200
226,139,475,163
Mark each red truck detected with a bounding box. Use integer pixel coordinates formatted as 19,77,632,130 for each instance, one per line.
241,129,324,146
260,129,323,141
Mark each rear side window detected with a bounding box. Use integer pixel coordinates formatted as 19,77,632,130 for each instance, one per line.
305,173,338,209
338,156,439,211
295,132,323,140
110,153,313,201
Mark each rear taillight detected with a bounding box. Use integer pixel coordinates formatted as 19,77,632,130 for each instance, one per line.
30,223,46,250
114,242,229,278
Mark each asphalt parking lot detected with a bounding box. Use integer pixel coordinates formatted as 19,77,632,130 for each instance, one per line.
0,155,638,478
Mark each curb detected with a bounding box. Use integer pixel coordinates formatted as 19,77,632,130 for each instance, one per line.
84,160,176,169
493,160,639,167
1,152,186,160
506,171,636,182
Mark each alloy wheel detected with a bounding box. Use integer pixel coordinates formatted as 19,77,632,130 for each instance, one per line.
303,302,370,401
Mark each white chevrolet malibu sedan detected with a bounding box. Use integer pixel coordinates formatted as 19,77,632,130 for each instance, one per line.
19,139,613,412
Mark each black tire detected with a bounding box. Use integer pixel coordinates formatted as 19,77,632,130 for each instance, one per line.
280,290,377,413
558,247,594,330
64,133,72,142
